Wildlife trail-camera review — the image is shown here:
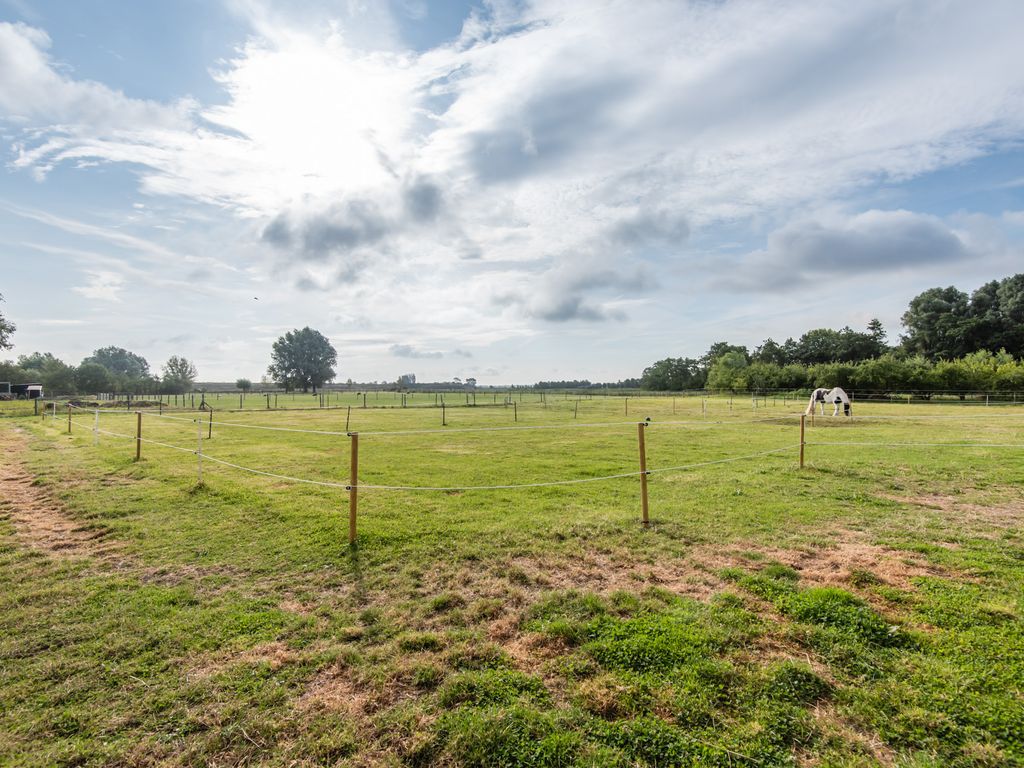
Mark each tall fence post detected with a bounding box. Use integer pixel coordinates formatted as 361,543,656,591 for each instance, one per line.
67,403,72,434
135,411,142,461
208,408,214,439
345,405,351,432
442,402,446,426
513,401,518,422
348,432,359,546
196,419,203,484
637,422,650,527
799,414,806,469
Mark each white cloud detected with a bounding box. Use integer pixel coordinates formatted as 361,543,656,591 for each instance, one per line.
72,270,125,302
713,208,1023,300
2,2,1024,379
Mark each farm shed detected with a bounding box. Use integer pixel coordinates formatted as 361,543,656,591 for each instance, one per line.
10,383,43,399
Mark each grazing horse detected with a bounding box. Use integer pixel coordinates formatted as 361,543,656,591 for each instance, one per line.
805,387,851,417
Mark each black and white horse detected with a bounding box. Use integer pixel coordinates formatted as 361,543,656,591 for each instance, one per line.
805,387,851,417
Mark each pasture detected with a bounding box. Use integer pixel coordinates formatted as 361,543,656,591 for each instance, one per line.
1,394,1022,767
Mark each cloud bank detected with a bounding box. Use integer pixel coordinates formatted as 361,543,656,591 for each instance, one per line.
2,0,1024,380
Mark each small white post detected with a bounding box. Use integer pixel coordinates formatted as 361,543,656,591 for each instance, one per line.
196,420,203,484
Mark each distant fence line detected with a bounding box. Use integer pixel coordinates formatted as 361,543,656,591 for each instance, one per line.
22,386,1024,404
51,403,1024,547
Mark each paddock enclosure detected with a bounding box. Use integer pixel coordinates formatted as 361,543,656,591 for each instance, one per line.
54,394,1024,541
2,394,1023,766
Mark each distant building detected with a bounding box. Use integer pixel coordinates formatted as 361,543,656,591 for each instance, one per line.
10,383,43,399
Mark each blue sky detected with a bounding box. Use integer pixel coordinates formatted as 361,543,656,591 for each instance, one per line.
1,0,1023,384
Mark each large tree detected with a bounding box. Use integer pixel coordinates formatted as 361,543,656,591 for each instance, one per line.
76,362,112,394
900,286,972,360
640,357,702,390
15,352,77,394
83,346,151,378
699,342,749,371
267,327,337,393
705,350,749,390
0,294,14,350
161,356,198,394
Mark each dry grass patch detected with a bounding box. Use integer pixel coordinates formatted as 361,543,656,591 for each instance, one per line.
0,427,124,561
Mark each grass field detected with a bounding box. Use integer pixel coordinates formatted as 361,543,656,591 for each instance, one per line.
1,395,1022,767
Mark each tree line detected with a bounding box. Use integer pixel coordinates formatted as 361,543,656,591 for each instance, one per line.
0,347,198,396
0,303,338,396
642,273,1024,392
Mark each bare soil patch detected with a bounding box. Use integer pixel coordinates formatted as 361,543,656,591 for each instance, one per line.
184,640,302,682
881,491,1024,533
0,427,124,561
438,530,950,606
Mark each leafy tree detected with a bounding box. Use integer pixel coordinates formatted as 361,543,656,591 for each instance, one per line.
76,362,112,394
39,359,77,395
752,338,788,366
0,294,14,350
17,352,61,374
161,356,197,394
82,346,154,394
994,274,1024,356
640,357,702,390
699,342,749,372
0,360,26,383
267,327,337,393
866,318,887,345
13,352,76,394
705,350,748,390
901,286,972,360
235,378,253,392
83,346,151,378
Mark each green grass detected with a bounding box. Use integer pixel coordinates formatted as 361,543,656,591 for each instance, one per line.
1,395,1023,766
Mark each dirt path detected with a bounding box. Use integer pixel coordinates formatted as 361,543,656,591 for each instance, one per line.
0,426,125,561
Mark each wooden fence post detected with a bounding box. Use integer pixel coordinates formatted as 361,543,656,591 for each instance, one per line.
637,422,650,526
345,405,351,432
348,432,359,545
135,411,142,461
67,403,72,434
513,401,517,422
442,402,446,426
208,408,213,439
799,414,805,469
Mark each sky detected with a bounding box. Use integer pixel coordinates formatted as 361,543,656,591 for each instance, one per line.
1,0,1023,385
